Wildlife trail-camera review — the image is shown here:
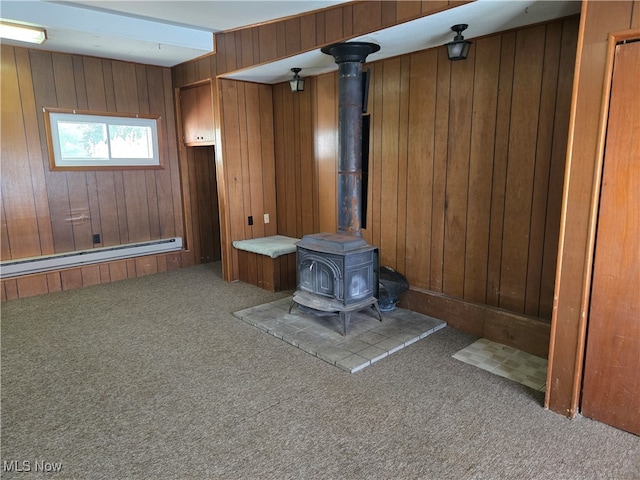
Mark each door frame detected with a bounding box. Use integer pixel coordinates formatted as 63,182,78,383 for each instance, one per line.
174,78,228,270
565,28,640,418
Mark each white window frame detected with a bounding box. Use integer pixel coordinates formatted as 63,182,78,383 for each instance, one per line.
44,108,163,171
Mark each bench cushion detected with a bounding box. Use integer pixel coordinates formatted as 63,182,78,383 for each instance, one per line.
232,235,299,259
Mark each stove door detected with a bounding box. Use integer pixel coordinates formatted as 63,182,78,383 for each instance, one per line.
297,250,343,299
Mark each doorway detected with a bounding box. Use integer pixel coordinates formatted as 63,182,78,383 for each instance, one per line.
189,145,221,263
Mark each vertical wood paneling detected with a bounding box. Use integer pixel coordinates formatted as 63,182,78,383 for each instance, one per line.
220,80,243,277
4,280,18,301
212,1,463,75
487,33,515,307
16,275,48,299
218,79,277,278
300,16,317,52
46,272,62,293
315,12,326,46
369,63,383,250
395,56,411,276
443,46,475,298
314,74,338,234
285,18,302,56
56,56,93,251
539,17,579,319
353,2,382,35
259,84,278,237
285,89,298,237
273,85,288,236
237,83,253,239
464,36,501,305
397,1,422,21
245,84,266,238
271,17,578,323
405,49,437,289
299,88,315,236
342,5,353,38
1,47,182,286
381,1,397,26
14,48,54,256
379,58,402,267
149,68,177,239
241,29,254,68
30,50,76,253
272,82,315,239
0,47,42,258
430,49,451,292
525,23,562,317
258,24,278,63
500,26,546,313
324,7,343,43
276,23,287,59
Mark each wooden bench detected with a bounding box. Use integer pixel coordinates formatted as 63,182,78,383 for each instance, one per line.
233,235,299,292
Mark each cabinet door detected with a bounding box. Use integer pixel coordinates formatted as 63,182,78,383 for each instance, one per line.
180,83,214,145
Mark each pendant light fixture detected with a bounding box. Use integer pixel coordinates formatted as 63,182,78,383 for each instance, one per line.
446,24,472,61
289,68,304,92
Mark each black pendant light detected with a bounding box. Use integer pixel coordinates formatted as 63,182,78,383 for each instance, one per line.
289,68,304,92
446,24,472,61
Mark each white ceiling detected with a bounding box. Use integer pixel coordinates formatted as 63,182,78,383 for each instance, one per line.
0,0,349,66
225,0,582,84
0,0,581,81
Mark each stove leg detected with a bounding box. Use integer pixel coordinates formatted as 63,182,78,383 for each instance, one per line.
371,301,383,322
340,311,351,336
288,300,297,314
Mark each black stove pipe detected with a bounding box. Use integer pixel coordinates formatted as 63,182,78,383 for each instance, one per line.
321,42,380,237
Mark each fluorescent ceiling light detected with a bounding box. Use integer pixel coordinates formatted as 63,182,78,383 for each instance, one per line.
0,21,47,45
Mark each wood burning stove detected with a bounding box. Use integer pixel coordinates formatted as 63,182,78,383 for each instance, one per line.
289,233,381,335
289,42,382,336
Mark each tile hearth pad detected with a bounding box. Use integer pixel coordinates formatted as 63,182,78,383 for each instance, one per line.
234,297,446,373
452,338,548,391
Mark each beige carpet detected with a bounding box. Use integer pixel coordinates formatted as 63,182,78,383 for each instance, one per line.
2,263,639,479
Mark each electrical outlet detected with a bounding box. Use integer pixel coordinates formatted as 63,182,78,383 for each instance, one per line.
248,215,253,226
92,234,101,244
264,213,270,224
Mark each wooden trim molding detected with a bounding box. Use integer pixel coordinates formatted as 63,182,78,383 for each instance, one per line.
399,287,551,357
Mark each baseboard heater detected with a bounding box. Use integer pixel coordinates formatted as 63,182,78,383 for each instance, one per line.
0,237,183,279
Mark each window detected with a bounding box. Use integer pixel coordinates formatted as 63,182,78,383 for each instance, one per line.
44,108,163,170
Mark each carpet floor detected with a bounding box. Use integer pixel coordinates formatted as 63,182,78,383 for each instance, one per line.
1,263,638,479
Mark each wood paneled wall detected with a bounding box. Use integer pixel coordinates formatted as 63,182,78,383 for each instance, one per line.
214,1,467,75
546,0,640,417
171,1,467,282
1,47,185,299
273,18,579,326
272,83,320,238
218,79,278,277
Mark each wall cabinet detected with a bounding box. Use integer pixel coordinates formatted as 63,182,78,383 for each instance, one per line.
180,82,214,145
